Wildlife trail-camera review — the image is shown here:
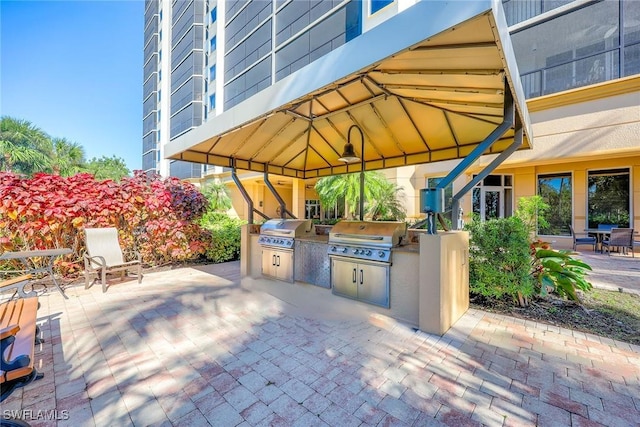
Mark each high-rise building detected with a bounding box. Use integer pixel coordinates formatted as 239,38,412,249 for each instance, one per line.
146,0,640,246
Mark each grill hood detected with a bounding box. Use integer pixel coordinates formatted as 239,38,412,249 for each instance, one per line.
329,221,407,248
260,219,314,237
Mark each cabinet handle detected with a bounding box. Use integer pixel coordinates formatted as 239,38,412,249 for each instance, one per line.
276,255,280,267
352,268,356,283
272,255,276,266
360,269,363,285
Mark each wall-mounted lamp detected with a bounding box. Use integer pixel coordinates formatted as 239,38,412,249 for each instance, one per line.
338,124,365,221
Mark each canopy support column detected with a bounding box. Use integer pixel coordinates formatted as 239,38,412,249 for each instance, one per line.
264,173,297,219
420,85,515,233
450,114,523,230
231,168,269,224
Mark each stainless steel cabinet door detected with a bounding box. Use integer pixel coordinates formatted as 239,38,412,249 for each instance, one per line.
331,258,358,299
275,251,293,282
262,248,277,278
358,261,390,308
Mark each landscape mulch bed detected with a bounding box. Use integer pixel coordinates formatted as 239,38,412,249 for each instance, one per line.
471,291,640,346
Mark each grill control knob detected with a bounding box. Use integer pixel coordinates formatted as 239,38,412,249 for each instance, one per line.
366,250,372,256
331,246,337,252
341,247,348,253
378,251,385,258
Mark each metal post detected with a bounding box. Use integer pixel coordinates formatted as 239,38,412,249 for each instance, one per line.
350,125,365,221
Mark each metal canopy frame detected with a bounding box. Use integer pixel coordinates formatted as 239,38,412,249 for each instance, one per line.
166,0,532,181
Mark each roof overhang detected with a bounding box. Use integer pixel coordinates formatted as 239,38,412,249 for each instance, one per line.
166,0,533,179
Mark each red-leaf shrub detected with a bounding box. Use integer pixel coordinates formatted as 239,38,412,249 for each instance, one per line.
0,171,209,275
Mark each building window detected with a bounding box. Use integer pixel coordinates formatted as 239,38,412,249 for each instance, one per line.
538,173,572,236
209,65,216,81
210,36,217,52
210,7,217,24
426,177,453,213
305,200,321,220
370,0,393,15
472,174,513,221
512,1,622,98
209,93,216,110
587,168,630,228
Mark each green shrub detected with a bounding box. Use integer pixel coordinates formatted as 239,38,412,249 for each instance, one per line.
466,217,534,305
201,213,246,263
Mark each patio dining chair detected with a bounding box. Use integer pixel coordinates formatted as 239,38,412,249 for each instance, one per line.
601,228,634,257
569,225,596,251
83,228,143,292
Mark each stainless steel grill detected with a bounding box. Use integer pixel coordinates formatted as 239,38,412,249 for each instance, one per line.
327,221,406,262
258,219,314,282
328,221,406,308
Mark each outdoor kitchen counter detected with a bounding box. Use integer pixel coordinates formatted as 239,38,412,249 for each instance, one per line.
389,245,420,326
392,244,420,253
242,227,421,327
295,235,329,243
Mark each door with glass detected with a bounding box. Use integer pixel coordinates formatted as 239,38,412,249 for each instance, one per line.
473,187,504,221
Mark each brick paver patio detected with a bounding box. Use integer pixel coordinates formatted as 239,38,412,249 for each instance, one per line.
2,260,639,426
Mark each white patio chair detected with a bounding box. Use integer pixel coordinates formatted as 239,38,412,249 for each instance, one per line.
83,228,142,292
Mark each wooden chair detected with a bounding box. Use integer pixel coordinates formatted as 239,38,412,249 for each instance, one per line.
84,228,142,292
569,225,596,251
602,228,634,257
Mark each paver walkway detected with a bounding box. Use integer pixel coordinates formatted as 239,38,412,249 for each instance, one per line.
2,261,639,426
576,250,640,295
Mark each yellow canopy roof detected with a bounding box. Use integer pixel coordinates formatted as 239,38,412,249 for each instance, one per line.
166,0,532,178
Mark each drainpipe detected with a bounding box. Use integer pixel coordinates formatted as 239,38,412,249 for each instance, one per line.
231,168,269,224
264,173,297,219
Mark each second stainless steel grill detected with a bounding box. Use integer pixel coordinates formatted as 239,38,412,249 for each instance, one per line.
327,221,406,262
328,221,406,308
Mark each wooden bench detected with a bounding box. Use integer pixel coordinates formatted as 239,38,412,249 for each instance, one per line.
0,290,43,402
0,274,36,299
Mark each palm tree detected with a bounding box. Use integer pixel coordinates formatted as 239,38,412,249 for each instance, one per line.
314,171,406,220
0,116,51,175
367,177,406,221
46,137,86,176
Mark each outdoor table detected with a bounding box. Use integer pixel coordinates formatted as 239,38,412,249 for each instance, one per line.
0,248,72,299
584,229,611,253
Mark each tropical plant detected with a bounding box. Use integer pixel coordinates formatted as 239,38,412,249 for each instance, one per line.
466,216,535,306
0,171,209,272
367,175,406,221
314,171,405,220
530,240,592,302
46,137,87,176
85,155,130,182
515,195,550,239
0,116,51,175
201,213,245,263
201,181,232,213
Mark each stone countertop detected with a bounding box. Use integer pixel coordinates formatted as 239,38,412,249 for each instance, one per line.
296,235,330,243
393,244,420,253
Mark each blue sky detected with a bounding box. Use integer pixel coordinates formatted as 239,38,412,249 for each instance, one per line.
1,0,144,172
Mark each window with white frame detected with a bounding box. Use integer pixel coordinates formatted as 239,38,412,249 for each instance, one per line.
472,174,513,221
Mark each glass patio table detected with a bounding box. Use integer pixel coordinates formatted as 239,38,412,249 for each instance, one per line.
0,248,72,299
